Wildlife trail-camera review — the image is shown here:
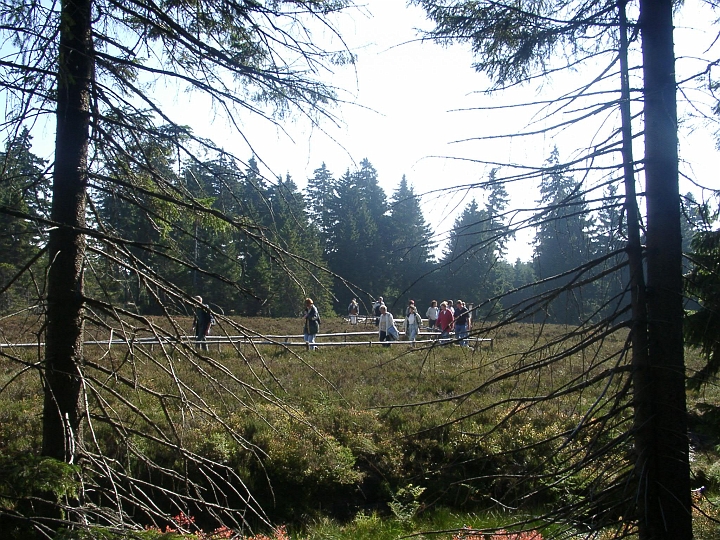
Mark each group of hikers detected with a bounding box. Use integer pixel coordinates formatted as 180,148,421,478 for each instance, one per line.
191,294,471,351
304,295,473,349
349,296,472,346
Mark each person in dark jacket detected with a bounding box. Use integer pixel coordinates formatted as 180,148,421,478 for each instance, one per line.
372,296,385,326
454,300,470,347
302,297,320,350
192,295,215,351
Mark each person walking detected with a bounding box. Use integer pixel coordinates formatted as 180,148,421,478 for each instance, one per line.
192,295,215,351
377,305,397,346
302,298,321,350
436,302,454,342
372,296,385,326
454,300,470,346
425,300,439,330
405,299,416,317
403,305,422,343
348,298,359,325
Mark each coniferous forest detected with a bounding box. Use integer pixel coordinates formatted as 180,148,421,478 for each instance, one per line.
6,135,702,325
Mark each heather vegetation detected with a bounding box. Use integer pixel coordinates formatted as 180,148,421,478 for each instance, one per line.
2,316,720,539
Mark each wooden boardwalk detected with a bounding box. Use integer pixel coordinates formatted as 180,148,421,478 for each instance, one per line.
0,327,493,351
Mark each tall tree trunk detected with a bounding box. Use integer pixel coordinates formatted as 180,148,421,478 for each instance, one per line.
42,0,93,464
636,0,692,538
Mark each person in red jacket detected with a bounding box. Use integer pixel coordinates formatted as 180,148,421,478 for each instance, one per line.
436,301,454,342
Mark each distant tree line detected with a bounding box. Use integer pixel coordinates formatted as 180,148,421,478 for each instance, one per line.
0,132,707,325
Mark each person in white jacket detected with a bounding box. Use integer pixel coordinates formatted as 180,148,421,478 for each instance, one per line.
403,305,422,343
425,300,439,329
377,305,396,346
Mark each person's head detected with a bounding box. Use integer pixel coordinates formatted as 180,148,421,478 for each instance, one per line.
431,300,437,307
440,302,447,310
408,299,415,305
305,298,314,307
409,306,416,313
380,305,387,313
378,296,383,302
194,295,203,303
352,298,357,303
456,300,463,308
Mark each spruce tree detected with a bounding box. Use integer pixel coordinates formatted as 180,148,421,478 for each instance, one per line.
387,175,434,308
265,174,333,317
532,147,595,324
325,160,389,307
411,1,692,536
0,128,48,313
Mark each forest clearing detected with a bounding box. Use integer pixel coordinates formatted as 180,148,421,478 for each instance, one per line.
1,315,718,539
0,0,715,537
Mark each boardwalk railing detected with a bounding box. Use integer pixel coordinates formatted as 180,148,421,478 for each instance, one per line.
0,329,493,351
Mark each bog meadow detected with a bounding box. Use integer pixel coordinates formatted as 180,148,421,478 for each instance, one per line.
2,313,719,540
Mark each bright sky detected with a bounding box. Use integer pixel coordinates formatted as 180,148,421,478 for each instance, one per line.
217,0,559,261
214,0,720,262
231,1,497,213
28,0,720,262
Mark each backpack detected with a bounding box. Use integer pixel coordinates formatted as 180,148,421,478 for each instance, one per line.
387,323,399,340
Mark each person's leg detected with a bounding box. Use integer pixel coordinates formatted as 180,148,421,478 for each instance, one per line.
455,324,465,346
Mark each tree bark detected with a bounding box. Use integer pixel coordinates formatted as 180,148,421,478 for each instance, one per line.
635,0,692,538
42,0,93,464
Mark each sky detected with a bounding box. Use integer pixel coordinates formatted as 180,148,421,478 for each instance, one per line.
196,0,719,262
28,0,720,262
219,1,501,220
206,0,571,260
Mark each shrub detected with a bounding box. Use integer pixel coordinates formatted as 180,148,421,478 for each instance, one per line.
452,527,544,540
